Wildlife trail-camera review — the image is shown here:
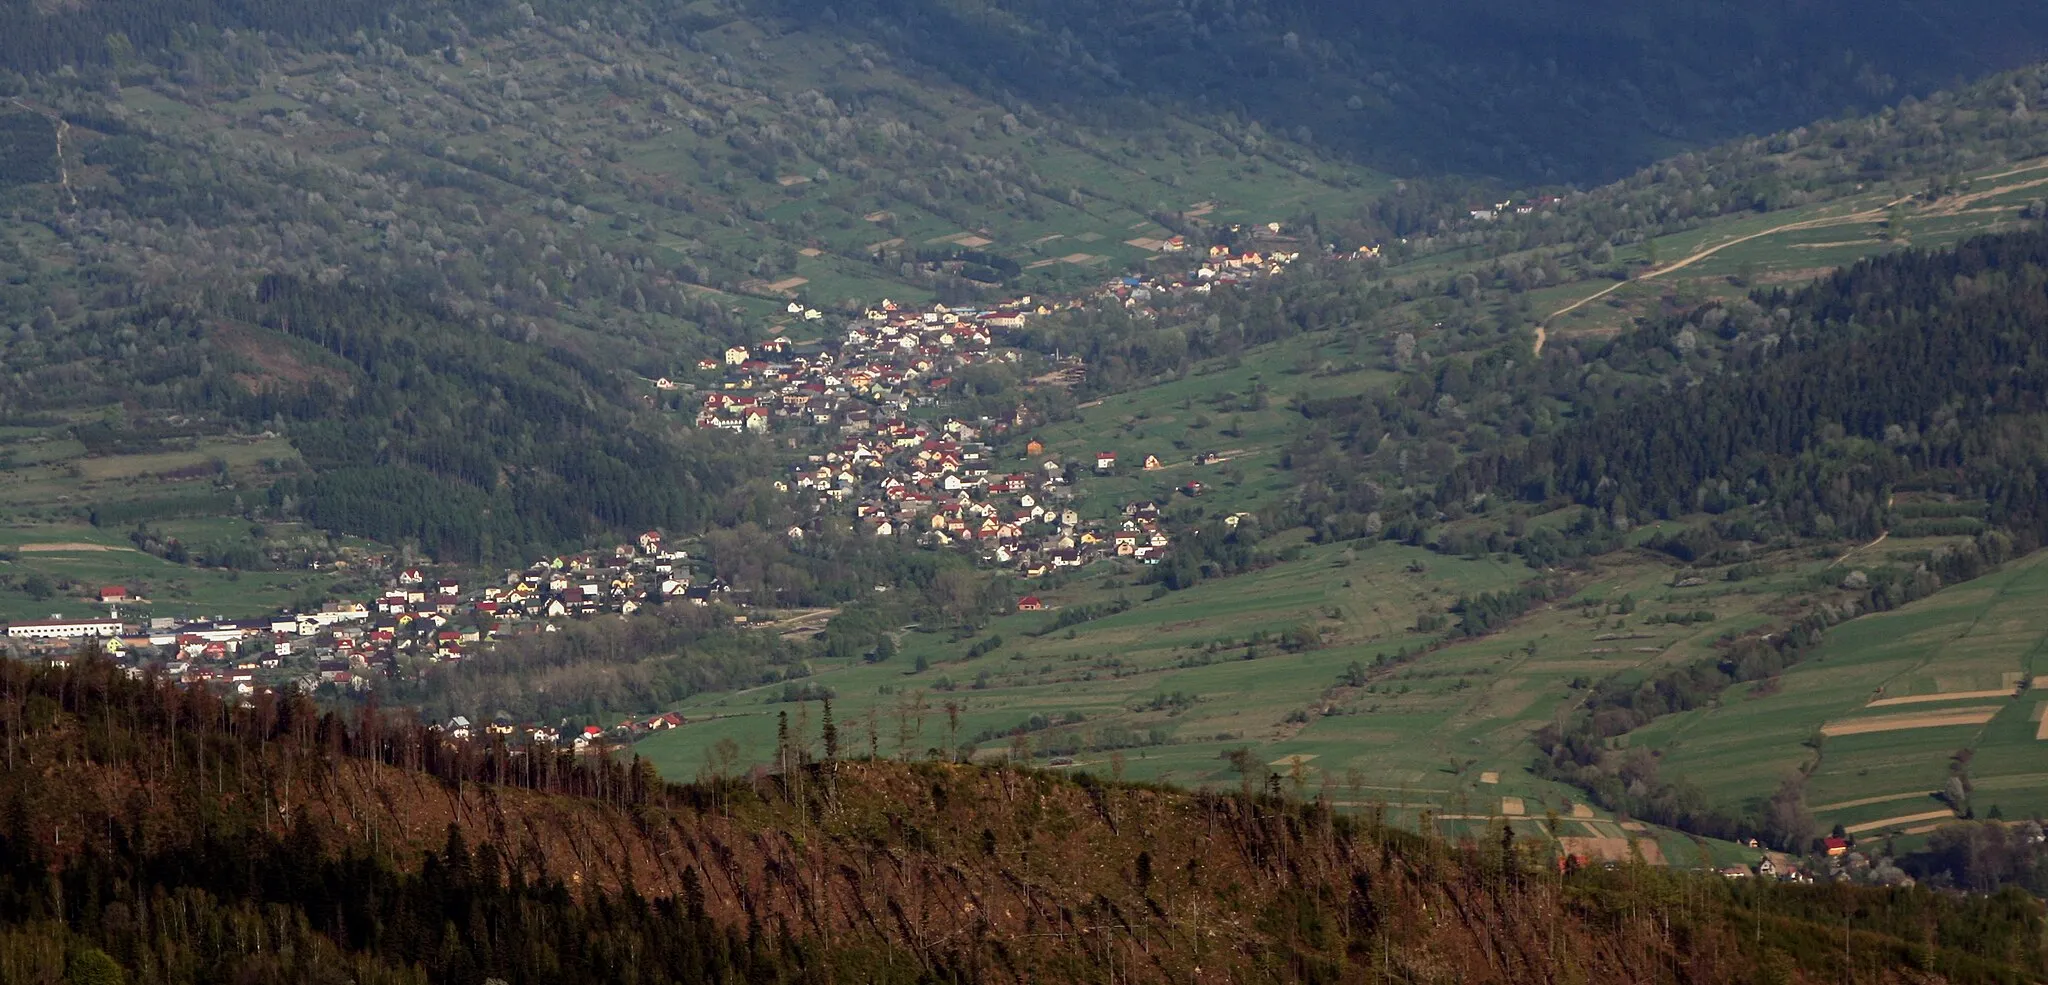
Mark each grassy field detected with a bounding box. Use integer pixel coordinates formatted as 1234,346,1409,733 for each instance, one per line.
1024,335,1399,520
632,523,1919,866
1531,158,2048,342
1637,548,2048,842
0,414,379,622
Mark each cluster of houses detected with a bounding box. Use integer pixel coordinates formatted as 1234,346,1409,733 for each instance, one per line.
1712,835,1927,885
6,530,740,718
678,231,1360,573
688,300,1033,434
430,708,689,753
1466,195,1566,222
1716,854,1821,884
785,422,1176,574
681,223,1361,439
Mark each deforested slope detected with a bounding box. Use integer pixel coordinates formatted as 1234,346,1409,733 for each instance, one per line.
0,655,2043,984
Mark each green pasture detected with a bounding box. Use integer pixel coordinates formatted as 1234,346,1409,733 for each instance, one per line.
634,526,1885,870
1639,548,2048,834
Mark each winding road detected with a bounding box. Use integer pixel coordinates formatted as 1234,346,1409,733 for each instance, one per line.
1534,193,1926,356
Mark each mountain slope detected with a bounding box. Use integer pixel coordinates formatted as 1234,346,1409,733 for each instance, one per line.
799,0,2048,181
2,654,2044,984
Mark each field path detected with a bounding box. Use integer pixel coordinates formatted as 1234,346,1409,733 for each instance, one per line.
1844,809,1957,835
1829,530,1888,568
1813,791,1932,812
1536,193,1919,355
1866,687,2015,708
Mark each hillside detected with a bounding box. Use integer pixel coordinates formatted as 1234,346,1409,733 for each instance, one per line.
6,0,2048,896
2,654,2045,984
625,173,2048,874
9,0,2048,183
0,3,2046,572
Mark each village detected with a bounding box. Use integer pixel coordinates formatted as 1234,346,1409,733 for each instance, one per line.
686,233,1355,577
684,235,1327,437
0,229,1364,753
0,527,738,750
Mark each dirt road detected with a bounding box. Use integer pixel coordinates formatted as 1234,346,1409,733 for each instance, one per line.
1536,193,1922,355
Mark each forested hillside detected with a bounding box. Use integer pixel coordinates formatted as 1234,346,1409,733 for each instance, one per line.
3,0,2048,562
9,0,2048,182
809,0,2048,180
1454,228,2048,557
2,654,2044,985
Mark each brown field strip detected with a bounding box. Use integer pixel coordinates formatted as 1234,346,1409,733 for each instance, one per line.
1558,836,1665,866
2036,705,2048,741
1819,706,2001,736
1867,688,2016,708
16,542,137,553
1843,810,1956,835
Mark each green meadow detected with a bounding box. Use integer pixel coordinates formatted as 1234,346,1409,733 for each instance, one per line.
634,520,1922,865
1639,548,2048,842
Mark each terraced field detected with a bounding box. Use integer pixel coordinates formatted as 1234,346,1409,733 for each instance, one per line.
1637,549,2048,839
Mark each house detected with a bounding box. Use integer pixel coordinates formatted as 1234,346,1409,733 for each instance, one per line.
98,585,128,603
1025,439,1044,457
1094,452,1116,473
724,345,750,365
1017,596,1045,611
1142,454,1163,470
1824,837,1850,857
